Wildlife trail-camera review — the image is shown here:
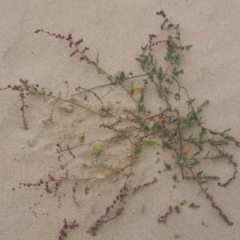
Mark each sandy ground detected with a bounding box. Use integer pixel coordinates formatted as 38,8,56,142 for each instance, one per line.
1,1,240,240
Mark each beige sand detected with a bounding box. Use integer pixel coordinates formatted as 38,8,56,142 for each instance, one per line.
1,1,240,239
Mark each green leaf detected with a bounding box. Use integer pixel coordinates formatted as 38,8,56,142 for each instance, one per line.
162,141,172,150
172,174,178,181
223,128,231,133
141,44,148,53
180,200,186,206
197,170,203,176
188,134,193,140
164,161,172,171
196,112,202,121
189,203,200,208
115,71,126,81
179,123,187,130
134,147,142,155
189,119,195,126
191,160,199,166
187,111,194,118
79,135,85,144
96,53,100,64
92,144,104,152
58,92,62,99
149,56,153,64
163,86,171,94
199,132,204,142
210,131,218,135
143,140,156,146
188,134,196,143
174,206,180,213
152,123,158,132
190,138,196,143
96,65,102,74
193,151,200,157
157,67,164,80
179,69,184,74
136,57,143,63
226,136,235,141
185,45,193,51
178,157,185,165
143,64,149,71
139,92,144,102
84,55,90,62
167,52,172,58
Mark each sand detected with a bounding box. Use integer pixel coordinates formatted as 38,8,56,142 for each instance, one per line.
1,1,240,239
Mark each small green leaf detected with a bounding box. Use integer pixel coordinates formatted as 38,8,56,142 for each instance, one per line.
152,123,158,132
189,137,196,143
164,56,170,62
134,147,142,155
96,65,102,74
149,56,153,64
223,128,231,133
210,131,218,135
179,69,184,74
79,135,85,144
115,71,126,81
199,132,204,142
164,161,172,171
188,134,196,142
187,111,194,118
185,45,193,51
178,157,185,165
143,140,156,146
58,92,62,99
191,160,199,166
96,53,100,64
175,206,180,213
141,44,148,52
197,170,203,176
172,174,178,181
179,123,187,130
136,57,144,66
189,203,200,208
163,86,171,94
180,200,186,206
157,67,164,80
167,52,172,58
84,55,90,62
139,91,144,102
92,144,104,152
196,112,202,121
226,136,235,141
193,151,200,157
188,134,193,139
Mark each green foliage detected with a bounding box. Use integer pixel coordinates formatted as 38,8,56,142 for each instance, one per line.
92,144,104,152
4,10,239,236
164,161,172,171
134,147,142,155
185,45,193,51
143,140,156,146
